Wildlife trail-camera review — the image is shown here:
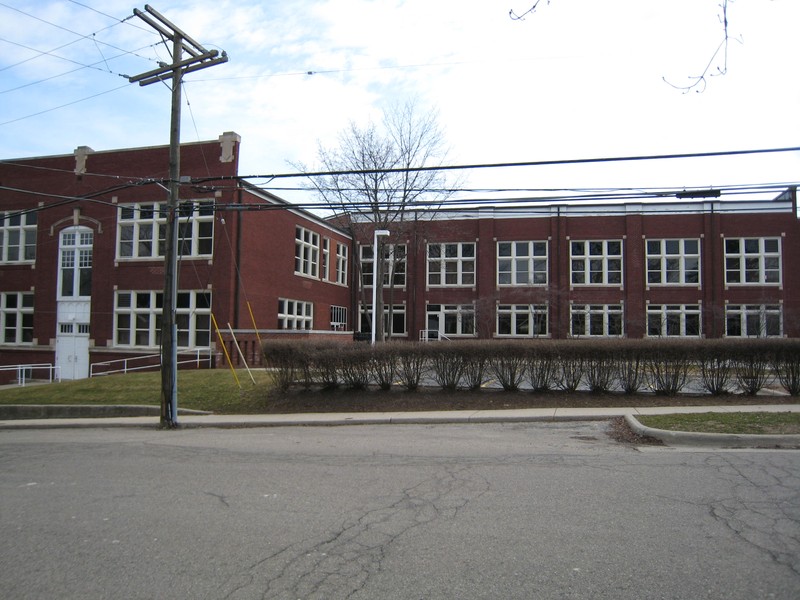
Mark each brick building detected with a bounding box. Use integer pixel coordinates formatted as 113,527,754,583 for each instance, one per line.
353,188,799,342
1,133,797,382
0,133,351,382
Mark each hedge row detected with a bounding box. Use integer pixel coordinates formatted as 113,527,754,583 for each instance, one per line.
261,338,800,397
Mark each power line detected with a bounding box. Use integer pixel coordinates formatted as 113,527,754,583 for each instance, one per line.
192,146,800,183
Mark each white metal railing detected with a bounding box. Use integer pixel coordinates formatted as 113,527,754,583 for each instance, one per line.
0,363,61,386
90,348,213,377
419,330,452,342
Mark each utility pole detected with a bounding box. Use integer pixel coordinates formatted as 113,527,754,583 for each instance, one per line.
127,5,228,428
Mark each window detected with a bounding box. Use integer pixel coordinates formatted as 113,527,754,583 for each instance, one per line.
647,304,701,337
724,238,781,285
496,304,548,337
114,290,211,348
497,241,548,286
1,292,34,344
725,304,782,337
294,227,319,278
570,304,624,337
331,305,348,330
117,201,214,259
360,304,406,336
360,244,406,287
59,229,93,299
1,210,37,263
570,240,622,285
646,239,700,285
335,242,348,285
278,298,313,330
426,304,475,336
321,238,330,281
427,243,475,287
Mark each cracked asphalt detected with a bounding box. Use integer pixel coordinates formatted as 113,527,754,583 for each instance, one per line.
1,422,798,599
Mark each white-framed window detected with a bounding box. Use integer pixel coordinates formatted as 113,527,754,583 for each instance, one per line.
294,226,319,278
570,240,623,285
725,304,782,337
117,201,214,259
496,304,548,337
426,304,476,336
331,305,348,330
0,210,37,263
570,304,624,337
59,228,93,299
427,242,475,287
646,239,700,286
646,304,701,337
335,242,348,285
359,304,407,336
278,298,313,330
360,243,406,287
321,238,330,281
114,290,211,348
1,292,34,344
724,237,781,285
497,241,548,286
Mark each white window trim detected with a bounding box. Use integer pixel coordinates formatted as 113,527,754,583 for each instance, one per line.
570,303,624,337
114,290,211,348
426,303,477,337
497,241,548,287
496,304,549,337
116,200,214,260
570,240,623,287
724,304,783,337
724,237,782,286
645,238,701,287
0,210,37,264
427,242,476,288
646,304,702,337
335,242,349,286
278,298,313,330
1,292,34,345
294,226,320,279
360,304,407,337
360,243,407,288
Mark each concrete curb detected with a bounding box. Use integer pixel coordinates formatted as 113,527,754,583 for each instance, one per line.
0,404,211,419
624,413,800,449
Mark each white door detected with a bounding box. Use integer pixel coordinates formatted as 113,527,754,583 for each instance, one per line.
55,227,93,380
55,321,90,380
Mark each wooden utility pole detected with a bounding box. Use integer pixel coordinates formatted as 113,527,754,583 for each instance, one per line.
127,5,227,428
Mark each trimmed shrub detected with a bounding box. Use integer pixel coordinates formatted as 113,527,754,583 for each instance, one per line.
427,343,465,391
773,346,800,396
461,342,489,391
397,343,428,391
645,343,691,396
524,342,560,392
370,343,398,391
696,341,734,396
339,346,371,390
585,345,617,394
489,343,526,391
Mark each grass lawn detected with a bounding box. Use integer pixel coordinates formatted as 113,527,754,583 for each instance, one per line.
0,369,275,414
637,412,800,435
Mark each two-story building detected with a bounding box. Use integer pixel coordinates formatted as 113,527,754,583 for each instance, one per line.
0,133,351,382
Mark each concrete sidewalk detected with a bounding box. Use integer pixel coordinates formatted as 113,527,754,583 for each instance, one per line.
2,404,800,448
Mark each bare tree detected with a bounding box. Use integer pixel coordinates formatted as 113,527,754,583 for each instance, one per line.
510,0,738,93
298,100,459,341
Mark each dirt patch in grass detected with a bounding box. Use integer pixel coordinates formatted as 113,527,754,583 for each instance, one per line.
257,386,796,414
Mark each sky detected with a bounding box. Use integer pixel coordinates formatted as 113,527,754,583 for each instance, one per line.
1,0,799,208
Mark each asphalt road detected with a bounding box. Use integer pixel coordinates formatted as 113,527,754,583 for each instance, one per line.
1,422,799,599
